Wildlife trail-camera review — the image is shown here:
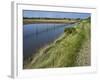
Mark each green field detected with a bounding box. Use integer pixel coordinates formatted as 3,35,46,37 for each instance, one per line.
24,18,91,69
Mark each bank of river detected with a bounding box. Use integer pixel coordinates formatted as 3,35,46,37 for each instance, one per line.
23,19,77,24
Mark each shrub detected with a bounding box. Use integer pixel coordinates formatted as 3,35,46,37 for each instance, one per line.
64,27,76,34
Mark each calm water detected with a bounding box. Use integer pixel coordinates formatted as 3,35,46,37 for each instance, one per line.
23,23,75,59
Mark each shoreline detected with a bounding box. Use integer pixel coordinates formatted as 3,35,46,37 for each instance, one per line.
23,19,77,24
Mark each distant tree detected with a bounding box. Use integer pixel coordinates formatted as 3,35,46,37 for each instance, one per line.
86,16,91,22
76,18,81,20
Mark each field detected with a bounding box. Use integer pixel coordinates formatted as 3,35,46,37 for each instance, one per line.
23,18,91,69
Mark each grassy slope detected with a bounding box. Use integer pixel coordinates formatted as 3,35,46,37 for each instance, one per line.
24,19,90,69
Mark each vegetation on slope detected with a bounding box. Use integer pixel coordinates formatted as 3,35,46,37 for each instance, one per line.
24,18,90,69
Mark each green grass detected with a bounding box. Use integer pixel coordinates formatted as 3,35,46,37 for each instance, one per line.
24,19,90,69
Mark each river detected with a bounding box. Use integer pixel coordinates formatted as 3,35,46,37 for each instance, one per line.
23,23,75,60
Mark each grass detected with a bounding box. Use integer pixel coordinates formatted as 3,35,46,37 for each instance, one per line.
24,18,91,69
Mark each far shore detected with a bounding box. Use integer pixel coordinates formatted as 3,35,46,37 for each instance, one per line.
23,18,78,24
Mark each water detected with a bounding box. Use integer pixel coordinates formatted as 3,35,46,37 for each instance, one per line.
23,23,75,59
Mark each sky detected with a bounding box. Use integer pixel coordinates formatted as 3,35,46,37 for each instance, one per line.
23,10,90,19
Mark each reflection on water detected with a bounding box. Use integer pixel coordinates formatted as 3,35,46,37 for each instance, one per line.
23,23,75,59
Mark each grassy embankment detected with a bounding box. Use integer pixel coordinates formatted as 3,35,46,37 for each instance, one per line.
23,18,77,24
24,18,91,69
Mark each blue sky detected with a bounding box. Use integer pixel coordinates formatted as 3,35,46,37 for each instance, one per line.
23,10,90,19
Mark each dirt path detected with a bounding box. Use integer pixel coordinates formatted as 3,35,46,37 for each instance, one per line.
75,39,91,66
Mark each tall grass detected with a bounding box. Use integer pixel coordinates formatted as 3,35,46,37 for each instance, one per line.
24,19,90,69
